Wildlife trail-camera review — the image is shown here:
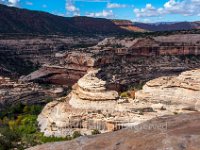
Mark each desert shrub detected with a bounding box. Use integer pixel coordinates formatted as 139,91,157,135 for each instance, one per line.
91,129,101,135
0,136,12,150
173,112,178,115
0,126,20,150
29,105,43,115
0,103,77,149
2,117,9,125
0,126,19,141
16,115,37,134
72,131,82,139
37,133,71,143
120,92,129,98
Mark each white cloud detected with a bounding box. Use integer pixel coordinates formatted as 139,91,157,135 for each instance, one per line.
86,10,114,18
75,0,109,2
134,0,200,18
8,0,19,6
134,3,165,18
0,0,20,6
107,3,127,8
25,1,33,6
66,0,80,16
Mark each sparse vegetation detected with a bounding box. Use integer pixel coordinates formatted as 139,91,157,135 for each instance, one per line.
91,129,101,135
0,103,80,149
173,112,178,115
120,92,129,98
72,131,82,139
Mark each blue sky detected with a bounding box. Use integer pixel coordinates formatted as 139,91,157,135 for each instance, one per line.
1,0,200,22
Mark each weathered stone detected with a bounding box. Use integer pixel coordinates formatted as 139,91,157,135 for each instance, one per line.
136,69,200,111
37,69,200,137
29,112,200,150
22,34,200,90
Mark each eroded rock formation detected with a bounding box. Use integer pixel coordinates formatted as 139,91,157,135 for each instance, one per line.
0,76,66,110
37,69,200,137
69,69,119,110
0,35,101,77
136,69,200,111
23,34,200,90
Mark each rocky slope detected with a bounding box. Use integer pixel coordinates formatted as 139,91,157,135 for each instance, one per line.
0,76,67,110
29,112,200,150
0,4,127,35
0,34,101,77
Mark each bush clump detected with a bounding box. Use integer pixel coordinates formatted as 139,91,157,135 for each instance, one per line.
0,103,77,149
91,129,101,135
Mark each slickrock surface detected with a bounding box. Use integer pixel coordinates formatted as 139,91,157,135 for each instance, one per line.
29,112,200,150
136,69,200,111
37,69,199,137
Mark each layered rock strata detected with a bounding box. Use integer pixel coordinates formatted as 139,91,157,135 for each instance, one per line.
0,35,101,77
69,69,119,110
136,69,200,111
0,76,66,110
23,34,200,90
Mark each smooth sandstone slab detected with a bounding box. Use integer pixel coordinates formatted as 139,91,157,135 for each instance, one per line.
136,69,200,111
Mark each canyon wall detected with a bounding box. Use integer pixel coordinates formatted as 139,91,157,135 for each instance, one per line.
23,34,200,91
0,35,101,77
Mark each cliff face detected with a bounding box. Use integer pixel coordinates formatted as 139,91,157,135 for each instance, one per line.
0,76,69,110
0,35,101,77
112,20,146,32
22,34,200,90
0,77,46,110
29,112,200,150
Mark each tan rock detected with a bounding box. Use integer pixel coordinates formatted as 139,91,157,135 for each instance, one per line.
136,69,200,111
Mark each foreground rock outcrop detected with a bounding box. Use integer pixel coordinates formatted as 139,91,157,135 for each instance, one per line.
29,112,200,150
37,69,140,137
37,69,200,137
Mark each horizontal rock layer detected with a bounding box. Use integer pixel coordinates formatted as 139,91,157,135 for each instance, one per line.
136,69,200,111
23,34,200,90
